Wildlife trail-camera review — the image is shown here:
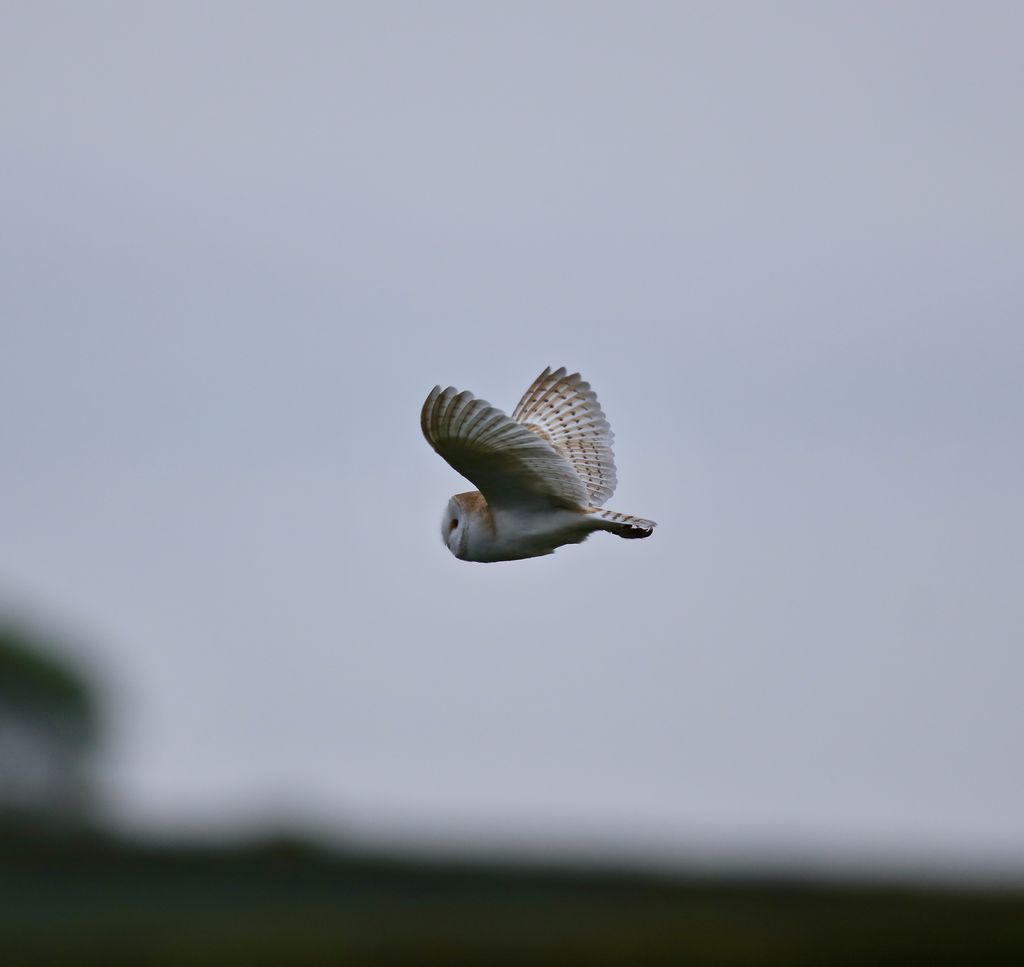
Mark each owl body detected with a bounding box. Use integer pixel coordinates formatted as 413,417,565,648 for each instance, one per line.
443,491,600,562
423,367,656,563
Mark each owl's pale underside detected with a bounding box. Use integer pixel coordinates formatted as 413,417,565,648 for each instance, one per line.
421,366,656,562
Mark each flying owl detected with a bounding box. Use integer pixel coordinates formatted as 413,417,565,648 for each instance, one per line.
421,366,656,562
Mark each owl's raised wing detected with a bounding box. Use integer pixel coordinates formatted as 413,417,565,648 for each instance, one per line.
421,385,590,510
511,367,617,507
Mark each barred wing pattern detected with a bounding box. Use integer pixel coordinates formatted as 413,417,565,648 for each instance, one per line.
421,385,590,510
511,367,617,507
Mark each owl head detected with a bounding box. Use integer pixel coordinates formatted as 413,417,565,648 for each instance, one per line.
440,491,491,560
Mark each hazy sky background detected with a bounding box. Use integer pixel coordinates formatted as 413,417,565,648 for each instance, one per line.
2,2,1022,876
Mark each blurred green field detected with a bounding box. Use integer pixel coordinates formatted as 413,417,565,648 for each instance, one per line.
2,826,1023,967
4,621,1021,964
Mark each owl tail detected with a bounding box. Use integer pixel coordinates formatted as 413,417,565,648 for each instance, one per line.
590,508,656,539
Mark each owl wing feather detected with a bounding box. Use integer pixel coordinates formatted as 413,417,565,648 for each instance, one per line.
511,367,617,507
421,385,590,510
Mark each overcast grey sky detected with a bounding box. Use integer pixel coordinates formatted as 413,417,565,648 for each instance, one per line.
2,2,1022,876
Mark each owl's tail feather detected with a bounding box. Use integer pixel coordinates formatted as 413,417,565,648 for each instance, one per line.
591,508,656,539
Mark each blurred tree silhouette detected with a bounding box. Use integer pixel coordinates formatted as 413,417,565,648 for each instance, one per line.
0,620,100,823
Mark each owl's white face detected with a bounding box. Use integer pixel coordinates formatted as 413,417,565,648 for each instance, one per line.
441,495,470,559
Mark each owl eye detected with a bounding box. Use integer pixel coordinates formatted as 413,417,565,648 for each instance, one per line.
448,518,459,534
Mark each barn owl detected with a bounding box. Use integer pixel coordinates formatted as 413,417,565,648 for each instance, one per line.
421,366,656,562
